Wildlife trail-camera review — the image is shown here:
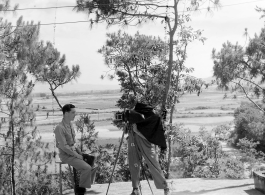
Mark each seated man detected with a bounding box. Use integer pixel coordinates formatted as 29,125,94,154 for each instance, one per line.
54,104,96,195
127,102,170,195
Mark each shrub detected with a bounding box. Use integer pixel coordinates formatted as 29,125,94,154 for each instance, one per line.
218,155,245,179
231,102,265,152
171,124,247,179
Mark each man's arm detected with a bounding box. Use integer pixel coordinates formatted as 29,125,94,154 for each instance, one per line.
54,126,83,159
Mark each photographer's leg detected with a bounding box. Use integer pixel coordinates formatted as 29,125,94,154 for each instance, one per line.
128,132,141,189
134,134,167,190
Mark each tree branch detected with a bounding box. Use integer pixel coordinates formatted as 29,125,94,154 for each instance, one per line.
232,81,265,113
237,76,263,90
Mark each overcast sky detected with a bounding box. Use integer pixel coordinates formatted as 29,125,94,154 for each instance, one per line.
2,0,265,87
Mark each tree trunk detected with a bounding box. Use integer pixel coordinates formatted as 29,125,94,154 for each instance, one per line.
166,137,171,179
161,0,179,111
166,95,178,178
162,32,174,111
126,64,137,96
10,100,16,195
50,86,62,109
166,58,181,177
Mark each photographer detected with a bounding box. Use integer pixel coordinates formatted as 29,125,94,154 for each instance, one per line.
54,104,96,195
125,102,170,195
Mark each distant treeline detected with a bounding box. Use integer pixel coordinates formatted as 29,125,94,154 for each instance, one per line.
33,89,121,98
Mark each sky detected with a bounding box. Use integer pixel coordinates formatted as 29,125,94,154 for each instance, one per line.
2,0,265,88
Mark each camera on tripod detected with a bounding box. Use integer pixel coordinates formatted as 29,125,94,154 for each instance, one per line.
114,110,130,122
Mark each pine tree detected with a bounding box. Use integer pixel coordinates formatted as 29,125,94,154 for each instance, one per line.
0,17,56,195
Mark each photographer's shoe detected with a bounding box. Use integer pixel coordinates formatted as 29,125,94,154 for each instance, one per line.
164,187,171,195
130,188,140,195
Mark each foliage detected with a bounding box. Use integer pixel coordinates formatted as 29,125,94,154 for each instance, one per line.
75,113,98,152
27,41,81,109
12,166,59,195
212,23,265,112
168,124,246,179
237,138,265,164
212,124,232,141
0,17,60,195
230,102,265,151
98,30,168,107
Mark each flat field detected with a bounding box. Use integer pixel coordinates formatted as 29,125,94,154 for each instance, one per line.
0,85,256,174
0,85,253,145
27,85,253,145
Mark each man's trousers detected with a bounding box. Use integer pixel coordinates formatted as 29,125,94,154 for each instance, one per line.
61,155,95,188
127,131,167,189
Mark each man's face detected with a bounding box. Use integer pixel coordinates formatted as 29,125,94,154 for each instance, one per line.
66,108,76,121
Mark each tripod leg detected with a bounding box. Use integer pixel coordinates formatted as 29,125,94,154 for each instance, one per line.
139,183,142,195
106,130,125,195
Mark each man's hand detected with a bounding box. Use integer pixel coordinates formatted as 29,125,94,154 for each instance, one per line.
76,154,83,160
71,143,82,155
76,147,82,155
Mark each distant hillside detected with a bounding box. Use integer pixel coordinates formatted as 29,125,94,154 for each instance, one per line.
32,83,120,94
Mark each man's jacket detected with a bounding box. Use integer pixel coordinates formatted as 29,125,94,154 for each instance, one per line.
129,102,167,150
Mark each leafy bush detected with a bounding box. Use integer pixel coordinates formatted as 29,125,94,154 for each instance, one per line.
231,102,265,152
170,125,246,179
0,158,59,195
218,155,245,179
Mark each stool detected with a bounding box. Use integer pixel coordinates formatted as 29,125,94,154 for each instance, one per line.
56,161,76,195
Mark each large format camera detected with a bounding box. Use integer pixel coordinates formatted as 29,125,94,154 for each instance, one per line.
114,109,145,123
114,110,130,122
114,109,168,122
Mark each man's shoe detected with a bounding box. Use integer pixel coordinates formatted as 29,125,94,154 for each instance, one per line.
130,188,140,195
164,187,171,195
75,186,86,195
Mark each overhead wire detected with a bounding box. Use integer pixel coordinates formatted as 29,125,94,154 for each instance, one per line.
2,0,264,12
3,0,265,28
0,0,264,12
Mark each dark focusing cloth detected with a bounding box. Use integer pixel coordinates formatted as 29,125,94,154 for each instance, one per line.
131,103,167,150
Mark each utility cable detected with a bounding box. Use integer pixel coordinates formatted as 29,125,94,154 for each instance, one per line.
2,0,264,12
4,0,265,28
